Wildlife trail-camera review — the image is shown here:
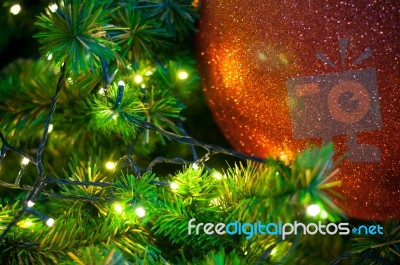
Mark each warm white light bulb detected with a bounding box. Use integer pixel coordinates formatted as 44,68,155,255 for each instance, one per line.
118,80,125,86
307,204,321,217
135,207,146,217
192,163,199,170
114,203,123,213
170,182,179,190
105,161,115,170
209,198,219,206
270,247,278,256
144,70,153,76
10,4,21,15
21,157,30,166
67,77,73,84
47,53,53,60
320,210,329,219
26,200,35,208
112,114,118,120
18,219,33,228
134,75,143,84
178,71,188,80
48,124,54,133
49,4,58,12
141,84,146,89
46,218,55,227
212,172,223,180
98,88,105,95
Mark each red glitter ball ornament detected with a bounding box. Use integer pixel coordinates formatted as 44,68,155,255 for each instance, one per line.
197,0,400,220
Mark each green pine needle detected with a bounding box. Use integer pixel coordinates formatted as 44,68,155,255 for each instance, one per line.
110,2,170,63
35,0,119,75
143,0,200,39
90,82,145,136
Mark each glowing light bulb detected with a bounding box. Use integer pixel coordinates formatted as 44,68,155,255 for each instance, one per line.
105,161,115,170
47,53,53,60
135,207,145,217
46,218,55,227
67,77,73,84
49,4,58,12
212,171,223,180
21,157,30,166
270,247,278,256
112,114,118,120
10,4,21,15
98,88,105,95
170,182,179,190
141,84,146,89
209,198,219,206
144,70,153,76
307,204,321,217
48,124,54,133
320,210,329,219
192,163,199,170
18,219,33,228
118,80,125,86
26,200,35,208
114,203,123,213
177,71,188,80
134,75,143,84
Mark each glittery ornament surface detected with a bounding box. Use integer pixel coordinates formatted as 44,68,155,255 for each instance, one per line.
197,0,400,220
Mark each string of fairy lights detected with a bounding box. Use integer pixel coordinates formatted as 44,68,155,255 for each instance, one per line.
1,2,328,245
2,1,328,246
0,51,267,243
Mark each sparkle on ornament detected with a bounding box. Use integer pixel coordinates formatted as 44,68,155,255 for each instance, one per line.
177,71,189,80
134,75,143,84
307,204,321,217
105,161,115,170
46,218,55,227
10,4,21,15
198,0,400,220
135,207,146,217
279,151,289,163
